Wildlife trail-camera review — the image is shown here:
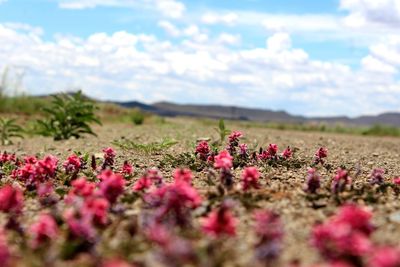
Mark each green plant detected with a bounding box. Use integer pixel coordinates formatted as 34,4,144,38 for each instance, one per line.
0,118,24,145
214,119,230,145
112,137,178,154
130,110,145,125
36,91,102,140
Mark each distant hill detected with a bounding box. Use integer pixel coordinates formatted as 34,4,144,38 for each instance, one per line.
112,100,400,127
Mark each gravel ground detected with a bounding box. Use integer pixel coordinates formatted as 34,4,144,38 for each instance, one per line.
1,117,400,266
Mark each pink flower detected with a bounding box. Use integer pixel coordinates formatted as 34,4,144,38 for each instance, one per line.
146,168,164,186
132,176,152,192
314,147,328,164
312,221,371,261
102,147,116,169
69,177,96,198
173,168,193,184
202,200,237,237
268,144,278,157
37,182,54,198
214,150,233,170
304,168,321,194
0,185,24,214
29,213,58,248
331,169,352,194
258,150,271,161
146,182,202,226
36,155,58,179
393,177,400,185
281,146,293,159
195,141,210,161
333,204,374,236
241,167,261,191
311,205,374,263
369,246,400,267
253,210,284,261
83,197,110,226
239,143,248,156
228,131,243,144
0,152,15,164
63,208,95,241
24,155,37,164
63,154,82,174
370,168,385,185
98,170,126,204
0,229,10,266
121,161,133,176
14,163,36,181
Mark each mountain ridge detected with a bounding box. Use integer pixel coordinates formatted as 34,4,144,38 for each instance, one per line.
111,100,400,127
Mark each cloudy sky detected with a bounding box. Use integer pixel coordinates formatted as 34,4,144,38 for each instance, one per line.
1,0,400,117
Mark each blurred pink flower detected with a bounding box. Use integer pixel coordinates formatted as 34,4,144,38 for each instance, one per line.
331,169,352,194
369,168,385,185
369,246,400,267
63,154,82,174
30,213,58,248
304,168,321,194
202,201,237,237
173,168,193,184
241,167,261,191
214,150,233,170
98,170,125,204
0,185,24,214
314,147,328,164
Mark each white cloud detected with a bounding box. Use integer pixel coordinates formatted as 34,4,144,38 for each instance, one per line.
216,33,241,46
58,0,185,18
1,23,400,116
201,12,238,26
340,0,400,28
361,35,400,74
158,20,181,37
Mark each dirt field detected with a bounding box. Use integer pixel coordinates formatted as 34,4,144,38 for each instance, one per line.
1,117,400,266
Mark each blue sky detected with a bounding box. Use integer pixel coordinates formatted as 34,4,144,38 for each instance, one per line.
1,0,400,116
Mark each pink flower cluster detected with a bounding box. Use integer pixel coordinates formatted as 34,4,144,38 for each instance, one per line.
29,213,59,248
241,167,261,191
0,151,16,164
258,144,292,161
195,140,211,161
63,154,82,174
253,210,284,262
201,200,237,237
12,155,58,186
98,170,126,204
311,204,374,265
314,147,328,165
304,168,321,194
369,168,385,185
331,169,352,194
102,147,116,170
0,185,24,214
132,168,164,192
214,150,234,189
144,168,201,226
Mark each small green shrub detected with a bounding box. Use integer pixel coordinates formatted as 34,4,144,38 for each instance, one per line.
0,118,24,145
130,110,145,125
112,137,178,154
36,91,102,140
214,119,230,145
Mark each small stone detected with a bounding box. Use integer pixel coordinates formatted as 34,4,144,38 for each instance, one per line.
389,211,400,223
